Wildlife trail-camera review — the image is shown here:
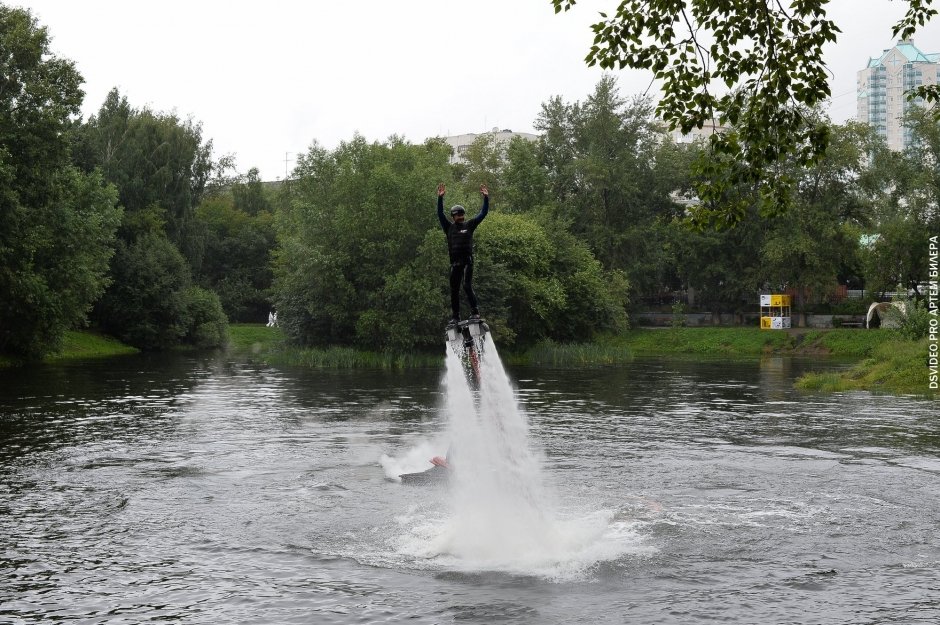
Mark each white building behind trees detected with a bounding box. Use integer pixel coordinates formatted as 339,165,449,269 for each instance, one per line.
442,128,538,164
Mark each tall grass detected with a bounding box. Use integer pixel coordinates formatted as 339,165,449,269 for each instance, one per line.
513,328,906,367
804,328,898,357
512,340,634,366
227,324,440,368
796,339,935,397
268,346,441,369
512,328,792,366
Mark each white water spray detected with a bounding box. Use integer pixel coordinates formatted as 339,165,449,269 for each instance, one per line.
394,334,651,578
389,332,655,578
440,334,557,562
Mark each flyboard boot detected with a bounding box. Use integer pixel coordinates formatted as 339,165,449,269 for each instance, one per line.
444,316,489,390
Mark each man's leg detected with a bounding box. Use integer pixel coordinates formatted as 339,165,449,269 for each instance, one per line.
449,262,463,320
463,262,479,315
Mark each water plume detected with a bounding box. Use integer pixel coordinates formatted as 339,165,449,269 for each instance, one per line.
390,334,651,578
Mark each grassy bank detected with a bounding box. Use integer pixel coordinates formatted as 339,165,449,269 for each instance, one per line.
50,330,139,360
517,327,933,398
226,324,440,369
796,338,936,398
513,327,899,365
267,347,440,369
1,330,138,367
229,324,905,370
227,323,286,353
7,325,928,398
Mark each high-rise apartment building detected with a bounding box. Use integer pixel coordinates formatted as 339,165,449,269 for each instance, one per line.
857,39,940,151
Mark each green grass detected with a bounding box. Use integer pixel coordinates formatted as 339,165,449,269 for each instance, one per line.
227,323,286,353
510,328,792,366
2,330,137,367
796,328,897,358
227,324,440,369
796,338,936,398
621,327,796,355
47,330,138,362
510,340,635,366
267,346,441,369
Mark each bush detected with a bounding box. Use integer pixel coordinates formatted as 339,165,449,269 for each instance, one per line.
893,298,931,341
181,286,228,348
95,234,191,350
828,299,875,315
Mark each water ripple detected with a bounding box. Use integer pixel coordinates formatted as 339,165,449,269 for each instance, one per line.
1,355,938,624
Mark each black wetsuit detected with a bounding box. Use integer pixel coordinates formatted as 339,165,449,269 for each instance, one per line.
438,194,489,320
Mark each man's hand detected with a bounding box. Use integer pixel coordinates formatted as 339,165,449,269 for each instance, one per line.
480,183,488,197
437,183,446,197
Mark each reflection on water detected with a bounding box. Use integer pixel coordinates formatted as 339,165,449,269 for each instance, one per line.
1,353,938,624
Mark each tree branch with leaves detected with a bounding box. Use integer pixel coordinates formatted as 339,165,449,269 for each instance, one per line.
552,0,936,228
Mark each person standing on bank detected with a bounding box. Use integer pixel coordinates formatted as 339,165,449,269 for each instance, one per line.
437,182,489,325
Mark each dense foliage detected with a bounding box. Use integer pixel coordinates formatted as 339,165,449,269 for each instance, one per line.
552,0,939,228
272,136,629,352
73,90,228,350
0,6,121,359
196,168,276,322
3,4,938,363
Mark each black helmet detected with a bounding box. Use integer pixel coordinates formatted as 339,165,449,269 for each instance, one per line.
450,205,466,216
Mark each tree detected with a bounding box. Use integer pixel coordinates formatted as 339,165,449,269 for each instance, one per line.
533,77,681,298
760,121,870,310
180,285,229,348
273,134,627,352
195,177,276,322
387,212,628,350
94,233,192,351
667,207,765,318
551,0,938,227
273,136,454,349
861,108,940,297
0,6,121,359
71,89,230,349
502,136,550,213
458,133,504,197
73,88,214,269
232,167,272,215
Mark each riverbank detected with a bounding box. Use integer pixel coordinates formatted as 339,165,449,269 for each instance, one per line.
12,325,929,398
0,330,139,367
795,338,935,398
226,324,901,367
517,328,936,397
226,324,441,368
512,327,898,365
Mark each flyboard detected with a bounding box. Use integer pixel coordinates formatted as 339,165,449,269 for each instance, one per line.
398,318,489,485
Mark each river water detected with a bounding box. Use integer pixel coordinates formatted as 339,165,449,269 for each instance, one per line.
1,351,938,624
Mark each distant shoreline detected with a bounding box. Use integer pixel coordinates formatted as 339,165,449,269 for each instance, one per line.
3,325,932,399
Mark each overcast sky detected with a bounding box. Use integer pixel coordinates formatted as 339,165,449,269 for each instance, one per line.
16,0,940,180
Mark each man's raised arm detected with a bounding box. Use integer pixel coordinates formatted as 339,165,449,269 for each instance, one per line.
437,182,449,231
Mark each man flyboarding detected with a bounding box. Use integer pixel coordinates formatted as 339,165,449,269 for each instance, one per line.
403,183,488,484
437,182,489,326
